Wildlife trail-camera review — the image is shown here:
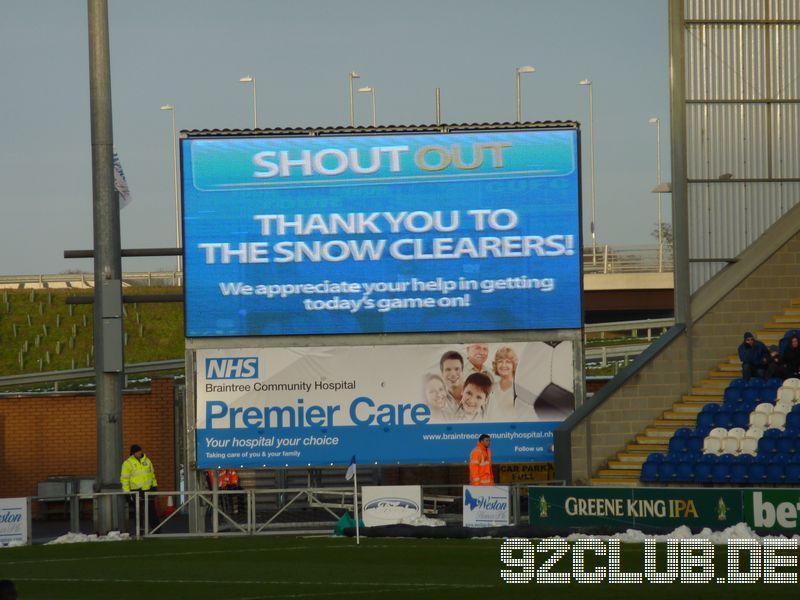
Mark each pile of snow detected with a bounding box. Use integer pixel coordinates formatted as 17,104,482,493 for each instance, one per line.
45,530,130,545
400,514,446,527
561,522,800,543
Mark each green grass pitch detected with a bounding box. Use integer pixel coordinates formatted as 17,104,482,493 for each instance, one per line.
1,536,799,599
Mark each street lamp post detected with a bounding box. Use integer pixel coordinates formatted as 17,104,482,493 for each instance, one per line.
579,79,597,264
358,86,376,126
239,75,257,129
160,104,181,274
349,71,360,126
649,117,663,272
515,66,535,123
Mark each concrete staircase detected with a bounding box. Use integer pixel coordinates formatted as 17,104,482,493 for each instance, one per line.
589,298,800,486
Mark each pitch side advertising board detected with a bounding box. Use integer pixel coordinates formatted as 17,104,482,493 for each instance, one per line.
182,128,581,337
195,341,574,468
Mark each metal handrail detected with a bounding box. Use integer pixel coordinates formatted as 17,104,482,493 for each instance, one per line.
0,359,184,389
0,245,674,289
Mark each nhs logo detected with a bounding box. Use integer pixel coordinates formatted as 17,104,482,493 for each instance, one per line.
205,357,259,380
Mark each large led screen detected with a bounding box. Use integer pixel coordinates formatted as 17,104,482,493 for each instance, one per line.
182,129,581,337
195,341,575,468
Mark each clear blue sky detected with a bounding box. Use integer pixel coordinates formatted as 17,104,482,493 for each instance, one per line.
0,0,670,276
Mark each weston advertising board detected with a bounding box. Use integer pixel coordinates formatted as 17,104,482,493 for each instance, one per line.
195,341,574,468
182,128,581,337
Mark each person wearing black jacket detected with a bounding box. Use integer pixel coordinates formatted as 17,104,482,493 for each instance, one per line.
782,335,800,378
738,331,769,379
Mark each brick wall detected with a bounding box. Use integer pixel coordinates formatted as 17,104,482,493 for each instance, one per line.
0,378,176,501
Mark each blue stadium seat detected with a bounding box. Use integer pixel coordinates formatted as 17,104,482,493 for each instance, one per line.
710,463,730,484
786,412,800,430
699,453,718,464
730,462,748,484
701,403,721,413
718,453,736,463
759,387,778,402
722,398,740,411
747,462,767,483
742,388,761,404
758,436,777,454
668,437,689,454
766,378,784,389
729,378,747,389
777,437,796,454
732,407,751,429
785,463,800,483
792,404,800,414
694,425,713,438
746,378,765,389
657,462,677,482
646,452,665,463
696,412,714,430
694,462,713,483
765,428,783,438
742,400,757,414
641,462,659,482
687,434,704,454
713,410,734,428
724,388,744,403
674,427,692,438
668,452,693,463
676,462,694,483
765,463,784,484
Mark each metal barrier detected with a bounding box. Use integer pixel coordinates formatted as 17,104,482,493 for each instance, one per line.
27,482,565,542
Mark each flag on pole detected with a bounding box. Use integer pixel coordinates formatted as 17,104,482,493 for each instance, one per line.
113,151,132,209
345,455,357,481
345,455,360,544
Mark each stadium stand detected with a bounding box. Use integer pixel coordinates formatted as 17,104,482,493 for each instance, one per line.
640,357,800,484
595,317,800,486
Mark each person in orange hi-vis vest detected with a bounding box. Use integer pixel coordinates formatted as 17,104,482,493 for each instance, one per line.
220,469,242,515
469,434,494,485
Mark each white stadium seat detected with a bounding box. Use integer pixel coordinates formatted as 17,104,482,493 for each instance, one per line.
749,412,769,429
703,437,723,455
739,437,758,455
774,401,792,415
777,387,796,403
768,411,787,430
783,378,800,389
745,427,764,439
721,436,741,454
727,427,746,439
755,402,774,414
709,427,728,439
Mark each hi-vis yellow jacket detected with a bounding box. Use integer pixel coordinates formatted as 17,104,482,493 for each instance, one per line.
120,455,158,492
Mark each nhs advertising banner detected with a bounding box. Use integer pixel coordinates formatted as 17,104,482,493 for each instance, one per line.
195,341,574,468
182,129,581,337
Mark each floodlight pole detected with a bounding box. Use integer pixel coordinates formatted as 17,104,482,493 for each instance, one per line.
88,0,125,534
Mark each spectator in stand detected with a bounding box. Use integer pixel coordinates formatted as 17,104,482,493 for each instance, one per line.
766,345,789,380
782,335,800,378
738,331,769,379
